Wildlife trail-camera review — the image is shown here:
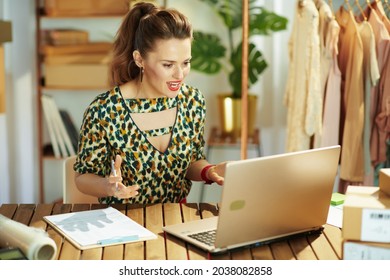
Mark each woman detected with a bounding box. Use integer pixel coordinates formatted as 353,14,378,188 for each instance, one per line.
74,2,226,204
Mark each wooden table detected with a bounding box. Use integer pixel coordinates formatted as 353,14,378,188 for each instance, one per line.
0,203,343,260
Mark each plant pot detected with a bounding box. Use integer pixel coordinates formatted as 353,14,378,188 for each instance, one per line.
217,93,257,139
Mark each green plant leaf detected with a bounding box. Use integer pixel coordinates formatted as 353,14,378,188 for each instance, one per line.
191,31,226,74
199,0,241,30
200,0,259,31
229,42,267,98
250,7,289,36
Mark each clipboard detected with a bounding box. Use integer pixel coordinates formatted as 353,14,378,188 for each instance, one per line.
43,207,157,249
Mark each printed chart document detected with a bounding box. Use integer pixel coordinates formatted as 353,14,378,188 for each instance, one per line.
44,207,157,249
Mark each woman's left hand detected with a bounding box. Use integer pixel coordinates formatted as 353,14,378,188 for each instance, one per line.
207,161,230,186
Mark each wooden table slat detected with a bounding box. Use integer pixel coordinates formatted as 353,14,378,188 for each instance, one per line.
270,241,296,260
124,205,145,260
231,248,253,260
81,247,103,260
70,203,92,212
0,204,18,218
250,245,274,260
58,240,81,260
308,232,339,260
288,237,318,260
181,203,201,222
14,204,35,225
163,203,188,260
145,204,166,260
323,224,343,259
30,204,55,230
103,244,124,260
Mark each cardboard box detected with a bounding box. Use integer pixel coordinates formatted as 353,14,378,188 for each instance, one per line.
44,48,112,89
379,168,390,196
343,240,390,260
342,186,390,243
45,64,110,89
0,20,12,44
44,0,129,16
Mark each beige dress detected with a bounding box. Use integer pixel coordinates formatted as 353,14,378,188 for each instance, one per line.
313,0,334,148
285,0,321,152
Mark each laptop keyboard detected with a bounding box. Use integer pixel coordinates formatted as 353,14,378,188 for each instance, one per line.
188,230,216,246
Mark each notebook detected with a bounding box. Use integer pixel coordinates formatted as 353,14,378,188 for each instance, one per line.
163,145,341,253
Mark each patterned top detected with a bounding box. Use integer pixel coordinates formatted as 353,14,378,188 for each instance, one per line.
74,84,207,204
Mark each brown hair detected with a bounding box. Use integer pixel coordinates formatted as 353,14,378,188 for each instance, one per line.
109,2,193,86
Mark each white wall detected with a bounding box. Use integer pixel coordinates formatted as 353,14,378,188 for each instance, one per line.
1,0,38,203
0,0,300,203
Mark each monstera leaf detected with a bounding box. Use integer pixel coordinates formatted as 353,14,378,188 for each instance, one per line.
250,7,289,36
191,31,226,74
229,42,267,98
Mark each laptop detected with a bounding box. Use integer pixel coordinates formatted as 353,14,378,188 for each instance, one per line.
163,145,341,253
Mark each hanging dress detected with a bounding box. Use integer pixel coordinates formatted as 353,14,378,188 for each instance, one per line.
336,7,365,182
284,0,321,152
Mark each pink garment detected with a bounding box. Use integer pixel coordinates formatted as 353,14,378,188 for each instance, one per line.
320,16,341,148
321,50,342,148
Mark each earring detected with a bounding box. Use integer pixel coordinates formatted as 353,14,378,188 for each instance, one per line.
140,67,144,83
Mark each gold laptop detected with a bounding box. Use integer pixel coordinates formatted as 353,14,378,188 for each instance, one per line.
163,145,341,253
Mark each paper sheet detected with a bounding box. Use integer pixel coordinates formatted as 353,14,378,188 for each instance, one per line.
44,207,156,249
326,204,343,228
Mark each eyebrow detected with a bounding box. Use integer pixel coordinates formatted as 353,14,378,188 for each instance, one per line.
161,57,192,63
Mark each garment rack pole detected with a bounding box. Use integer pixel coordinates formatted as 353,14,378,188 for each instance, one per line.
241,0,249,160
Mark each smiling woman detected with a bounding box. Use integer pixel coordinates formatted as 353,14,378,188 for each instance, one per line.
131,37,192,98
73,1,229,204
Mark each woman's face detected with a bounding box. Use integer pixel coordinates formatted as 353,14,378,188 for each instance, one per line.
141,38,192,98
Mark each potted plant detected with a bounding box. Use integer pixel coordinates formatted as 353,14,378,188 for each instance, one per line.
191,0,288,137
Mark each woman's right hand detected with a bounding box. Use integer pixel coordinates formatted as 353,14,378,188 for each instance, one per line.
108,155,139,199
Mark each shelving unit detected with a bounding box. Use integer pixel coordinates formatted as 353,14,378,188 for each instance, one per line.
35,0,127,202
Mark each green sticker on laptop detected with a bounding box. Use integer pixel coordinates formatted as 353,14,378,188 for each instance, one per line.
331,192,345,205
230,200,245,210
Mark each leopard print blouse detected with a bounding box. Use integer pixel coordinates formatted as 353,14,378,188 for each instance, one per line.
74,84,206,204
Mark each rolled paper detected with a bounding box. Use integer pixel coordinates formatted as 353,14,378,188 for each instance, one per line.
0,214,57,260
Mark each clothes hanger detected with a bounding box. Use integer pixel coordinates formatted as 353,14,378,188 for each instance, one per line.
354,0,368,20
298,0,307,8
344,0,353,11
366,0,374,10
384,0,390,18
328,0,335,16
384,0,390,11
